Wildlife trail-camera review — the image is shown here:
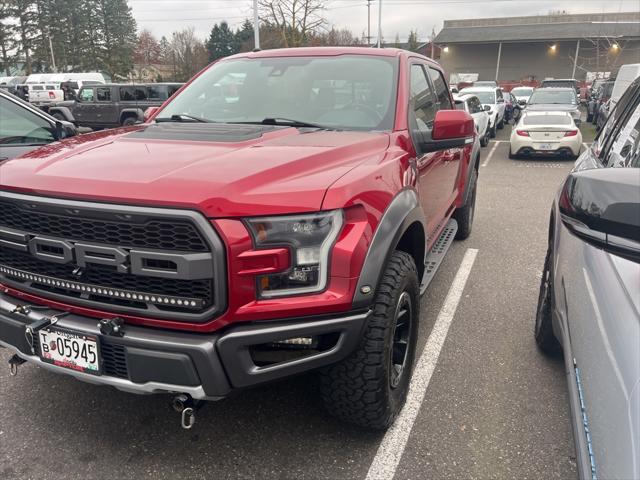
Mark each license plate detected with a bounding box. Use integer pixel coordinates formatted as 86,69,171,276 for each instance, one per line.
537,143,554,151
38,327,101,375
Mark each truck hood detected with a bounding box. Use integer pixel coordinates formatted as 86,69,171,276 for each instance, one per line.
0,123,390,217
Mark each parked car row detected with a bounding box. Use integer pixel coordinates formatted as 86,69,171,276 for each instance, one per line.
48,83,183,129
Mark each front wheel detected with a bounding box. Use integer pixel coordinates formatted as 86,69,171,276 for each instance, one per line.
535,246,561,355
320,251,419,430
497,117,504,129
489,122,497,138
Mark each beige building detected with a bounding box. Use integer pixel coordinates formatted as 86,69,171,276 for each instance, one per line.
435,12,640,83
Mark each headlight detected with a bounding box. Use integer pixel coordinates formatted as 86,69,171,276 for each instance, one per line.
245,210,343,298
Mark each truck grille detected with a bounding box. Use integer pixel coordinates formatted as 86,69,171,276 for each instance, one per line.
0,193,226,323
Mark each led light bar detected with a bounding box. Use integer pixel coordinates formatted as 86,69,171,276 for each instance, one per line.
0,265,203,310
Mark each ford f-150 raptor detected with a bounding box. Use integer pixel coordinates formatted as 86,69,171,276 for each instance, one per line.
0,47,480,430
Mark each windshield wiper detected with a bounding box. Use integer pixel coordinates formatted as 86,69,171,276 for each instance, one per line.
233,117,330,129
155,114,212,123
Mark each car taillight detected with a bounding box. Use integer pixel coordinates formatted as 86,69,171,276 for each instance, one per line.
516,130,530,137
48,91,55,99
564,131,578,137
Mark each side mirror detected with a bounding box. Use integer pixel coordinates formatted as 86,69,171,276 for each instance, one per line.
53,120,78,140
483,105,491,112
415,110,475,154
559,168,640,262
144,106,160,122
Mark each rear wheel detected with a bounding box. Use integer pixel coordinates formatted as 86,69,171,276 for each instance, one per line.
121,116,137,126
453,167,477,240
320,251,419,430
535,246,562,355
480,127,489,147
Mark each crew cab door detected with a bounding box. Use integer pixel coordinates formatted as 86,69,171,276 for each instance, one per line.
94,87,118,126
409,62,460,238
74,87,96,125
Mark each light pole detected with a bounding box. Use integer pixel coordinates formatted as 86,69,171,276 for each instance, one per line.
377,0,382,48
367,0,371,46
253,0,260,50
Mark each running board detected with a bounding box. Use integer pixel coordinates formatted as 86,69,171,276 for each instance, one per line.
420,219,458,294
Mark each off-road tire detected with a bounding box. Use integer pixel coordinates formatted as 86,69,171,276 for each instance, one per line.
453,167,477,240
320,251,419,430
535,246,562,355
121,116,137,126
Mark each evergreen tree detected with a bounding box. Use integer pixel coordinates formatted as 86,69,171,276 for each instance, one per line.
407,30,420,52
10,0,39,74
96,0,137,78
0,2,15,75
235,19,254,52
393,33,401,49
206,21,237,61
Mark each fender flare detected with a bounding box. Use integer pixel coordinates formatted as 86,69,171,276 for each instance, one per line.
48,106,74,123
460,149,481,206
119,108,144,124
352,189,426,309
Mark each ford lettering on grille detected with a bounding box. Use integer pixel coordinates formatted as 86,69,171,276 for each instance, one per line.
0,227,213,280
0,194,226,322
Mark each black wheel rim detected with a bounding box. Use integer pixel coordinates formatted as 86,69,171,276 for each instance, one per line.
390,291,412,389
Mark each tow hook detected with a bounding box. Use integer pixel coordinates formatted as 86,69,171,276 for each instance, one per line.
171,394,204,430
8,354,27,376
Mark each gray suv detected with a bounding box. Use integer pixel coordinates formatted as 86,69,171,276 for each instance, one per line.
535,77,640,479
48,83,183,129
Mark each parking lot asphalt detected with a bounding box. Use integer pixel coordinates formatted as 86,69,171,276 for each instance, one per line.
0,120,595,480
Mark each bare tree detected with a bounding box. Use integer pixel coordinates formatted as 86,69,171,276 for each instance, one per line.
258,0,325,48
170,27,208,81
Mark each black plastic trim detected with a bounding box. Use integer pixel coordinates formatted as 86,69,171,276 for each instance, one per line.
352,188,426,308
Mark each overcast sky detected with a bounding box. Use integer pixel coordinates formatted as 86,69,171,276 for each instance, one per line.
131,0,640,43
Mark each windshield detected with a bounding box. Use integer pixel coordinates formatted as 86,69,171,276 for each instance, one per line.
157,55,398,130
511,87,533,96
0,96,55,146
461,90,495,104
528,89,576,105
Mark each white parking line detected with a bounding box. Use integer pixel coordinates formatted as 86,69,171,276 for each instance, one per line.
481,141,502,167
365,248,479,480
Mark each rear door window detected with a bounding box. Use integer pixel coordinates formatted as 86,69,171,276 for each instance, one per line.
96,87,111,102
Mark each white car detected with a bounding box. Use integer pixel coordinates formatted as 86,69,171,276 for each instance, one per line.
510,86,534,106
509,111,582,160
454,94,490,146
459,86,506,138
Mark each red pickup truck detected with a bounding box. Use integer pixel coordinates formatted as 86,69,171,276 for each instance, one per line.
0,47,479,430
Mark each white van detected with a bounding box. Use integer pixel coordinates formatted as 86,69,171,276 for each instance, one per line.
610,64,640,109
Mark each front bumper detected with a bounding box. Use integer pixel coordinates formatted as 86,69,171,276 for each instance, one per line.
0,294,369,400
